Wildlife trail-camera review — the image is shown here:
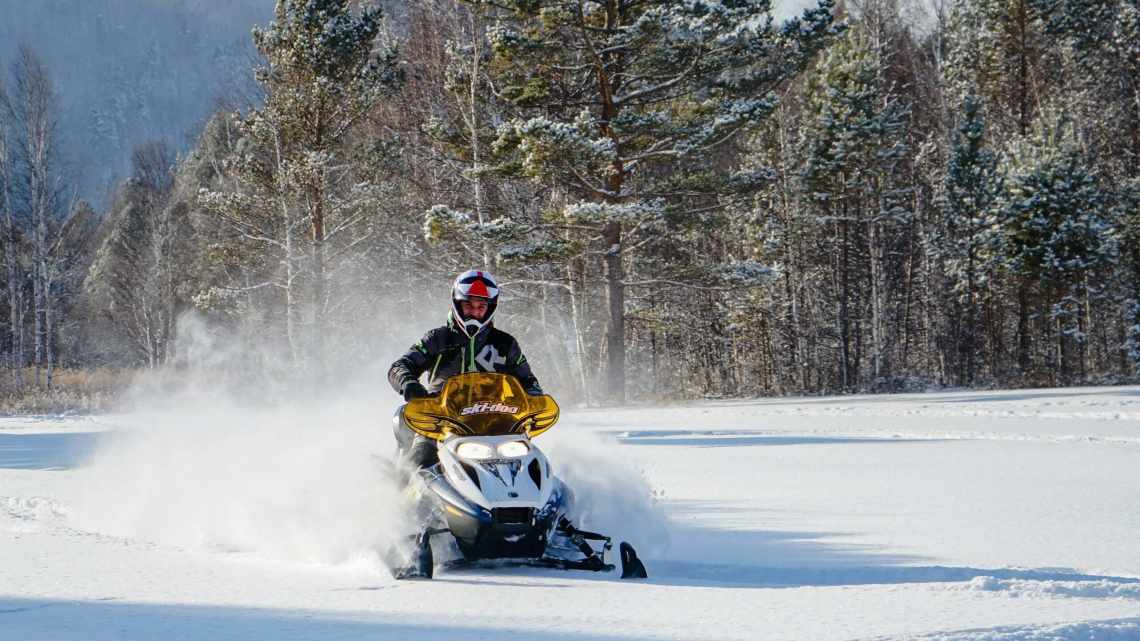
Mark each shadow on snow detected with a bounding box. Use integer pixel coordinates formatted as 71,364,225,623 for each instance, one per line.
598,386,1140,411
608,430,939,447
0,432,102,470
0,597,652,641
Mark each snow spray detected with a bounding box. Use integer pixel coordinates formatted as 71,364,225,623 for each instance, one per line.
69,311,428,567
542,429,671,559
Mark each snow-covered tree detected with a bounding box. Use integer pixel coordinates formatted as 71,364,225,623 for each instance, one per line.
994,119,1118,381
0,95,24,390
800,26,909,389
1035,0,1140,359
86,142,192,368
2,45,67,388
431,0,838,401
942,91,1002,384
1034,0,1140,177
41,0,1140,400
943,0,1054,138
1118,177,1140,372
200,0,401,375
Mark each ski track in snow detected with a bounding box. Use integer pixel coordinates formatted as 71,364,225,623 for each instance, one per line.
3,385,1140,640
611,428,1140,447
867,616,1140,641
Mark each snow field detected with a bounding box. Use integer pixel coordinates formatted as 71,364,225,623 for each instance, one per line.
2,385,1140,640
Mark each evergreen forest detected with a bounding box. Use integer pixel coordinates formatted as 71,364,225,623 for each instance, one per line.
1,0,1139,409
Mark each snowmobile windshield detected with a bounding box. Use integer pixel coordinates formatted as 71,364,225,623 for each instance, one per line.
402,372,559,441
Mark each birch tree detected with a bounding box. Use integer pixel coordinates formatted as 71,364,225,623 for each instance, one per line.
86,142,184,367
4,46,64,388
0,91,24,390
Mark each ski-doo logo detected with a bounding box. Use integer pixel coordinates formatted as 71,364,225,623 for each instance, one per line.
460,402,519,416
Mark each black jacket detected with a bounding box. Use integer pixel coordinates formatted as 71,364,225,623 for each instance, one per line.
388,319,542,397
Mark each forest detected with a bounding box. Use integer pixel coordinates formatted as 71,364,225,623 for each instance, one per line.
0,0,1138,409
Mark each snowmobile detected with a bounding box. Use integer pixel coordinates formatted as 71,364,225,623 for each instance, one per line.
385,372,648,581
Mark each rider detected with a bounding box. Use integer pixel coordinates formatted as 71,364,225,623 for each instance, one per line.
389,269,543,469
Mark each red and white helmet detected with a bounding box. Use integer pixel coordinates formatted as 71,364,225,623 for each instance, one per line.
451,269,500,336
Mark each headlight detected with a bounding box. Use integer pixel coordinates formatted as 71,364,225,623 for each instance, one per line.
497,441,529,458
456,442,494,460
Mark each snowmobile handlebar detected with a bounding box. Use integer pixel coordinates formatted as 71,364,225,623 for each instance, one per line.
401,372,560,441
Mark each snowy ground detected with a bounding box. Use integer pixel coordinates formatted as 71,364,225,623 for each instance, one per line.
3,386,1140,640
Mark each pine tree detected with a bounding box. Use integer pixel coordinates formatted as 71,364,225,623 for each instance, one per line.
1034,0,1140,174
200,0,401,376
1035,0,1140,364
943,0,1068,377
431,0,838,402
994,119,1118,381
800,26,910,390
1118,177,1140,372
942,91,1002,384
944,0,1054,138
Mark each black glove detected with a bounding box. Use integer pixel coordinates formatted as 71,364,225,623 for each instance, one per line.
403,381,429,401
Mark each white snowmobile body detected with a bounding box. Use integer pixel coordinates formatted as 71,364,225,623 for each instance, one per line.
389,373,646,579
416,433,571,560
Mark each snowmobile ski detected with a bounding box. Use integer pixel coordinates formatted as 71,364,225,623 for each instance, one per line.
386,529,444,580
619,542,648,579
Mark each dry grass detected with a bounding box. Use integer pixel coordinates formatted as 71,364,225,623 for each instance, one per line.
0,368,134,415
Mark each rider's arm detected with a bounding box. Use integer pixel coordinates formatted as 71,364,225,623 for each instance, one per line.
388,331,439,397
506,339,543,395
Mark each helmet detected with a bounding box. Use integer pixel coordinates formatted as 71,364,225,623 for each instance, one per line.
451,269,499,337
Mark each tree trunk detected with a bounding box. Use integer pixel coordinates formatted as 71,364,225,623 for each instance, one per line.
1080,281,1090,381
467,10,492,271
1016,0,1031,137
44,268,53,389
33,218,44,387
1056,303,1065,384
840,217,851,391
603,220,625,402
5,226,22,389
1017,279,1031,378
869,220,885,383
306,114,327,381
567,261,591,404
901,223,916,377
965,243,976,385
273,129,300,367
310,193,326,380
0,128,23,390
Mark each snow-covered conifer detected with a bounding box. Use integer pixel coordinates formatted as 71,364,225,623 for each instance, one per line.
444,0,839,401
941,92,1003,384
994,117,1118,380
199,0,401,374
800,26,909,389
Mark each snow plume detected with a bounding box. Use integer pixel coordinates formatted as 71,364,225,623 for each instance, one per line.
542,429,671,559
68,311,429,568
70,398,403,566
